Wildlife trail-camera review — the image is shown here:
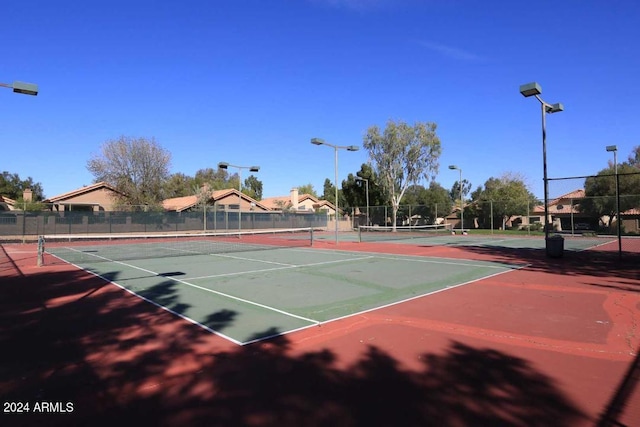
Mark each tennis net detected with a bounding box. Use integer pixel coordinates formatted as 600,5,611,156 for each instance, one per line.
358,223,453,243
37,227,315,265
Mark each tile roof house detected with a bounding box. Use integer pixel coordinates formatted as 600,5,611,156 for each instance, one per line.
532,189,640,233
162,188,270,212
0,195,17,211
532,189,585,216
260,188,337,215
531,189,591,231
0,189,35,211
43,182,124,211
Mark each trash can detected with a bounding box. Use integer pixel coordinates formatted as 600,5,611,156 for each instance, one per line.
546,235,564,258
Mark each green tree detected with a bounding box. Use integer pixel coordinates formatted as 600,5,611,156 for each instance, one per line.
422,182,454,224
363,119,442,229
627,145,640,167
580,164,640,226
195,167,230,191
322,178,336,205
163,173,195,199
297,183,318,198
243,175,262,200
392,182,453,225
192,182,214,212
0,171,45,201
341,164,385,223
342,163,386,207
449,179,472,205
400,184,425,206
470,173,537,229
87,136,171,209
322,178,347,214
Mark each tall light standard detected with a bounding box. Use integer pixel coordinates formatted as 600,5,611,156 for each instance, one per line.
3,80,38,251
448,165,463,233
606,145,622,259
311,138,359,245
217,162,260,233
355,176,369,226
0,81,38,96
519,82,564,256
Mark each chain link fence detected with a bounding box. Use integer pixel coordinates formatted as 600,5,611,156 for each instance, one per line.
0,209,328,242
345,174,640,258
346,202,541,232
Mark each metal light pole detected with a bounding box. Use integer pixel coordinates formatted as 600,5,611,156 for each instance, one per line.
0,81,38,96
519,82,563,256
3,80,38,251
218,162,260,234
311,138,359,245
355,176,369,226
448,165,463,233
606,145,622,260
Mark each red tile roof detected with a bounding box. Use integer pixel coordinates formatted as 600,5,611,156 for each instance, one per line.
44,181,122,202
162,189,269,212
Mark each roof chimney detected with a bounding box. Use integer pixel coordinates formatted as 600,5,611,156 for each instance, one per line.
290,188,299,210
23,188,33,202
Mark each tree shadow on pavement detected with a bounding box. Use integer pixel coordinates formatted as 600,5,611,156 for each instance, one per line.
0,264,590,427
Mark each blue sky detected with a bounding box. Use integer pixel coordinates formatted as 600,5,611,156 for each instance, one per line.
2,0,639,200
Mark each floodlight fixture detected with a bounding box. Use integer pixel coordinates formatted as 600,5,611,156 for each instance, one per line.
546,103,564,114
519,82,542,97
216,161,260,233
448,165,463,233
519,81,564,257
0,81,38,96
310,137,360,245
605,145,621,258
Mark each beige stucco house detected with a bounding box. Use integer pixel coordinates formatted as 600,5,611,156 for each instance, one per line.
43,182,123,211
261,188,337,215
0,195,17,211
531,189,639,233
162,188,270,212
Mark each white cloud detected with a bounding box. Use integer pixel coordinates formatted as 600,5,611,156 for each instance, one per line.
308,0,389,11
418,40,485,62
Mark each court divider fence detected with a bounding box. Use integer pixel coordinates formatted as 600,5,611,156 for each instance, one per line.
0,210,328,242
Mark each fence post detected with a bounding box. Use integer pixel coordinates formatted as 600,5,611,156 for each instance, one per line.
490,200,494,234
570,198,574,236
435,203,438,226
527,199,531,236
37,235,44,267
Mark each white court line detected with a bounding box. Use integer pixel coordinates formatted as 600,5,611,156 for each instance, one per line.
159,245,297,267
50,245,524,346
370,254,513,270
46,251,244,345
313,266,521,329
577,238,617,252
242,265,524,346
59,246,320,326
303,246,523,269
188,256,375,280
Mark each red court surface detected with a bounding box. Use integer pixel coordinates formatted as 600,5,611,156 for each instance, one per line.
1,240,639,427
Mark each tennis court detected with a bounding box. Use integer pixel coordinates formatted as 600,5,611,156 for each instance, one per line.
355,224,621,252
39,227,520,345
2,225,639,426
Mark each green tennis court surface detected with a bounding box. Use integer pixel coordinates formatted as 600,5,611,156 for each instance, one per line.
354,227,616,252
46,243,520,345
